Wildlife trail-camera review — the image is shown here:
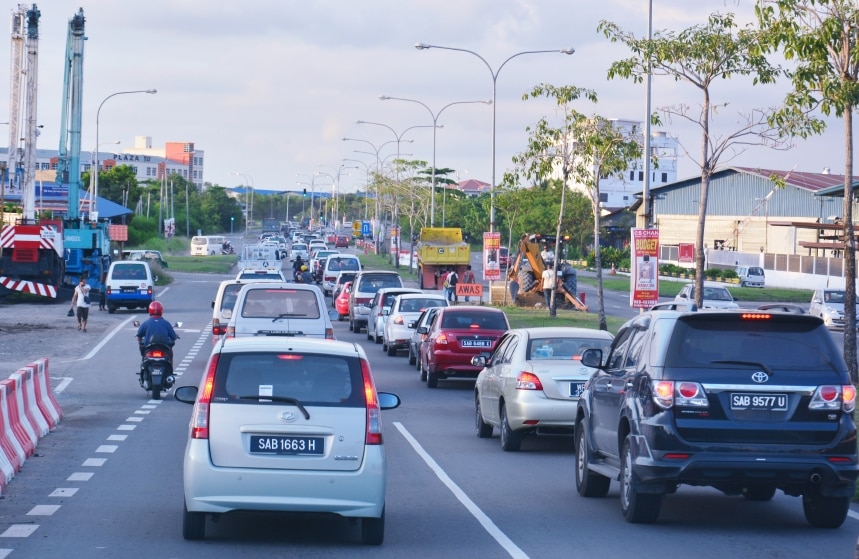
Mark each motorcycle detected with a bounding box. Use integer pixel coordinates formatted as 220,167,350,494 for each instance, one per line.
221,243,236,255
133,321,182,400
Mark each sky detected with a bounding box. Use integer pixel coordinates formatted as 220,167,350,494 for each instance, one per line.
4,0,845,195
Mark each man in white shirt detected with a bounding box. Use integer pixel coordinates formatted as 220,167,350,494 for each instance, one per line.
541,268,557,309
70,277,92,332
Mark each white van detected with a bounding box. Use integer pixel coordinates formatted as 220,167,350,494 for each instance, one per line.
191,235,227,256
104,260,156,313
736,265,765,288
225,282,334,340
321,254,362,296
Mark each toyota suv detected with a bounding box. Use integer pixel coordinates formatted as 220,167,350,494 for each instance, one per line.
574,304,857,528
348,271,403,333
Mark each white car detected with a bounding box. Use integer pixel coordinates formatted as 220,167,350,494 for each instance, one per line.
473,327,614,451
321,254,362,296
367,288,424,344
234,268,286,282
381,293,448,356
291,243,309,262
211,278,282,336
174,337,401,543
674,282,739,309
226,282,334,340
809,288,858,330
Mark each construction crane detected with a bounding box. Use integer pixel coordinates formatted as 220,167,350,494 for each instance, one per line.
723,185,777,251
0,4,66,298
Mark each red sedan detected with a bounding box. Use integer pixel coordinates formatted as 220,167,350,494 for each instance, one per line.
335,235,350,248
418,306,510,388
334,281,352,321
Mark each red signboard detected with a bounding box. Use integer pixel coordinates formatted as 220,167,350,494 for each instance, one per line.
108,225,128,242
630,228,659,309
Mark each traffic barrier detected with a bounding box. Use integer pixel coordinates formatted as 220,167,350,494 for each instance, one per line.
0,382,23,475
7,375,39,452
31,358,61,428
0,380,32,461
12,367,49,437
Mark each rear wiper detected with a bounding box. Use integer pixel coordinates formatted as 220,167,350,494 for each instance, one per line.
273,313,304,321
711,360,774,376
237,395,310,419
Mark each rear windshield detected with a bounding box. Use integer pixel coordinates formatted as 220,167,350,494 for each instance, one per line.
213,351,362,406
328,258,360,272
528,337,612,360
441,311,507,330
398,297,446,313
665,315,844,370
358,275,402,293
220,284,243,312
240,288,320,319
381,291,416,307
111,263,148,280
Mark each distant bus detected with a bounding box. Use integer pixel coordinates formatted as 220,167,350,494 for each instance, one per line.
191,235,227,256
262,218,281,234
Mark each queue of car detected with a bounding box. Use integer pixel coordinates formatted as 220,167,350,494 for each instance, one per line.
185,250,857,544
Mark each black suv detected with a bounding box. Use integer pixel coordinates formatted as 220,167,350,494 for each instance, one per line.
574,305,857,527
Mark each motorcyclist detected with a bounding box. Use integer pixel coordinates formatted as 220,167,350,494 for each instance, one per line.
292,255,304,280
136,301,178,360
297,264,314,284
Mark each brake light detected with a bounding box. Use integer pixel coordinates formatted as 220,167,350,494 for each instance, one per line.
226,325,235,338
436,332,449,345
325,327,335,340
360,359,383,445
810,385,856,412
190,353,219,439
516,372,543,391
653,380,674,408
740,312,772,320
393,316,404,325
146,349,165,359
652,380,708,409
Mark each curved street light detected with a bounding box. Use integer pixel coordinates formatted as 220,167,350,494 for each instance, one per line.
415,43,574,232
380,95,490,226
94,89,156,219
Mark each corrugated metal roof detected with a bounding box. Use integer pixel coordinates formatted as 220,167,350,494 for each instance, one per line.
733,166,859,194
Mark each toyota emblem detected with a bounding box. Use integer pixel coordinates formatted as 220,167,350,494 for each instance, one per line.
751,371,769,384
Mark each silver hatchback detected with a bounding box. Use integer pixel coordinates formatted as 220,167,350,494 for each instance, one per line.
175,337,401,543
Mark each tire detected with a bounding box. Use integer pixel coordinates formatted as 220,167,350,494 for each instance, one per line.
620,437,663,523
519,269,537,292
418,267,424,289
407,347,416,366
475,395,493,438
575,423,610,497
387,343,397,356
361,507,384,545
183,501,205,540
426,366,438,388
375,332,383,344
366,327,373,341
500,405,521,451
803,494,849,528
107,305,116,314
419,356,427,380
150,385,162,400
348,318,355,332
742,485,776,502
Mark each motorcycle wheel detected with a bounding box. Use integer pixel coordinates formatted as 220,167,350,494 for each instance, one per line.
151,386,162,400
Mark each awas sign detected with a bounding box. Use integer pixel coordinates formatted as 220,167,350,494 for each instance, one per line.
630,228,659,309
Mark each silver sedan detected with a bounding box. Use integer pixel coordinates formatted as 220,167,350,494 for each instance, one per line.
473,326,614,452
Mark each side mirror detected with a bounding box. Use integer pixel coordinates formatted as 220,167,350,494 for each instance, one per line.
382,308,390,316
407,320,416,329
132,320,141,327
211,301,215,309
581,348,603,368
471,355,487,367
175,321,183,328
417,326,428,334
174,385,198,404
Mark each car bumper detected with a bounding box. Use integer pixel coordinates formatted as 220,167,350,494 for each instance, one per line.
107,293,152,305
183,440,387,518
385,325,413,349
430,351,483,378
504,394,578,430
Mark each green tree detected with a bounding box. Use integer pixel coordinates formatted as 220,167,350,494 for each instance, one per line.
755,0,859,378
600,12,786,309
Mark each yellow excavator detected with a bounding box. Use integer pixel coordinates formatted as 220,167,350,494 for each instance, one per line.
507,234,587,311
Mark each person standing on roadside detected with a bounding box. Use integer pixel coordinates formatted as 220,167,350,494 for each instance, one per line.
462,265,476,302
447,268,459,303
541,267,557,309
70,277,91,332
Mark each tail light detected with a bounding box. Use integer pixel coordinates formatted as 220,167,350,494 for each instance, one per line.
226,325,235,338
147,287,153,296
325,327,335,340
516,372,543,391
360,359,383,445
106,286,112,295
393,316,404,325
651,380,708,410
190,354,219,439
436,332,449,345
145,349,166,359
810,385,856,412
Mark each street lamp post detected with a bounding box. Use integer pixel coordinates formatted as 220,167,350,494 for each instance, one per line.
343,158,373,220
379,96,491,226
94,89,156,220
415,43,574,232
230,172,253,237
318,163,357,229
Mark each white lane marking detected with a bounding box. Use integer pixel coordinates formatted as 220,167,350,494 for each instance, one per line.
125,417,144,422
0,525,38,538
140,405,158,410
53,377,72,394
0,549,12,557
48,488,78,497
107,435,127,441
27,505,60,516
134,410,151,415
67,472,93,481
82,458,106,467
81,316,138,361
393,422,529,559
95,445,117,453
117,425,137,431
849,510,859,521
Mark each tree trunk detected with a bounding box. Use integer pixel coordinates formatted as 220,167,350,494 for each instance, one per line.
694,90,711,309
843,105,857,381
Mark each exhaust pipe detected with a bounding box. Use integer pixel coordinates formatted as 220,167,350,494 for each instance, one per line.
809,470,823,484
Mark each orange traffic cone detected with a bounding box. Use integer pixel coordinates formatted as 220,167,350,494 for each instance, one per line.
610,263,616,275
